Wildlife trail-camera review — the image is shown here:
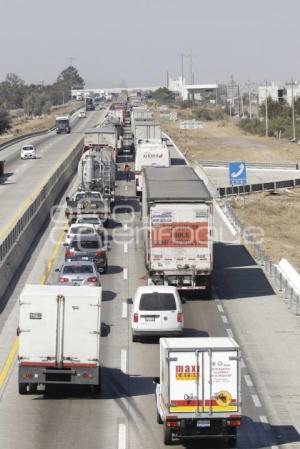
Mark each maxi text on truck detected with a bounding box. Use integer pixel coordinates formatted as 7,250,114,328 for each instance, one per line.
55,115,71,134
154,337,241,446
18,285,102,394
142,166,213,297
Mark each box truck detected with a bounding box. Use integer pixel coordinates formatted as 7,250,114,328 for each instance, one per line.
18,285,102,394
133,120,161,147
142,166,213,296
155,337,241,445
135,141,170,196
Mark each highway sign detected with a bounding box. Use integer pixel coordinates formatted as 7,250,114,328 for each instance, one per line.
180,120,203,129
229,162,247,186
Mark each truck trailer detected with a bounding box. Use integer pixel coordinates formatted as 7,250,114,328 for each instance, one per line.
155,337,241,446
133,120,161,147
18,285,102,394
142,166,213,297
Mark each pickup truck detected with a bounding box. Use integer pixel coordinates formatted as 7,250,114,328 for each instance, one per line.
65,190,110,225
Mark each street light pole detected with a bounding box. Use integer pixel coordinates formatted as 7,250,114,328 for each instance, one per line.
265,81,269,137
291,78,296,141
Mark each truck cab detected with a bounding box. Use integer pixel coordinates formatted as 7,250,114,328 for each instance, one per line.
55,115,71,134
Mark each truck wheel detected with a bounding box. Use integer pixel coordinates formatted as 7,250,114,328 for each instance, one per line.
102,263,108,274
163,424,172,445
227,437,237,448
156,410,163,424
132,335,139,343
19,383,27,395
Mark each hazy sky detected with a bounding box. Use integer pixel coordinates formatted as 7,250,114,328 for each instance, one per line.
1,0,299,88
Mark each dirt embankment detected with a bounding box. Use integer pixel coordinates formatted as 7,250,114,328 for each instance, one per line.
157,107,300,271
0,102,80,144
159,108,300,164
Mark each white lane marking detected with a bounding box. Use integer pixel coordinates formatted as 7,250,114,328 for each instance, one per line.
118,423,126,449
123,268,128,280
122,302,128,319
241,358,246,369
125,185,128,191
221,315,228,324
217,304,224,313
226,328,234,338
124,223,128,231
121,349,127,373
259,415,268,424
244,374,253,387
252,394,262,407
124,243,128,254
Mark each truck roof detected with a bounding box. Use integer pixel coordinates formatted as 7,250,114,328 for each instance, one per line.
20,284,102,300
160,337,239,350
144,167,211,202
56,115,69,120
85,126,116,134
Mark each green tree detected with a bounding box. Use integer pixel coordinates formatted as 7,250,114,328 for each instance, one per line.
152,87,175,104
0,109,11,134
259,96,290,119
56,66,85,89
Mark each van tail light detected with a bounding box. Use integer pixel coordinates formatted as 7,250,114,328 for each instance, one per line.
133,313,139,323
65,250,75,257
95,250,106,257
227,415,241,427
87,276,97,283
59,277,69,283
136,177,139,187
177,312,183,323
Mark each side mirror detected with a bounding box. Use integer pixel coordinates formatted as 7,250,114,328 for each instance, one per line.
66,196,70,202
153,377,160,385
64,229,68,233
54,268,60,272
181,297,187,304
63,243,69,247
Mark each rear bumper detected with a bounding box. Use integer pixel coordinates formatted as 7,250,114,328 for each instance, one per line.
165,418,238,440
132,329,183,337
66,257,107,270
19,365,100,386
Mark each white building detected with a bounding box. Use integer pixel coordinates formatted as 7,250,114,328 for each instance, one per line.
258,82,285,104
168,76,218,101
286,81,300,106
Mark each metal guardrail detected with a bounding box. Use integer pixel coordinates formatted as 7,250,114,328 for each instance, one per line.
220,201,300,315
199,160,299,170
218,178,300,197
0,138,83,264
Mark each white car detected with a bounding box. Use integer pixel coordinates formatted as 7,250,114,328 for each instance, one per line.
131,286,184,342
75,215,105,235
20,145,37,159
78,111,87,118
63,224,98,247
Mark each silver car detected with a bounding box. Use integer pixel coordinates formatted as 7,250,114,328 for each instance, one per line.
56,261,101,286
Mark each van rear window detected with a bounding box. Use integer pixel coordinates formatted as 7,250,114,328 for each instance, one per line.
139,293,176,311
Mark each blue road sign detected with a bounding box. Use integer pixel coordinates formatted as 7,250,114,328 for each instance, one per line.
229,162,247,186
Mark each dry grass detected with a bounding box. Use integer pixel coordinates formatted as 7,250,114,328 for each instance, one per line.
232,191,300,271
157,106,300,271
158,107,300,163
0,102,79,144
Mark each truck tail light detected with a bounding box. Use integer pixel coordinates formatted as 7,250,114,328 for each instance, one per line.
87,276,97,283
227,415,241,427
133,313,139,323
65,250,75,257
177,312,183,323
22,373,33,379
59,277,69,283
167,421,180,428
95,250,106,257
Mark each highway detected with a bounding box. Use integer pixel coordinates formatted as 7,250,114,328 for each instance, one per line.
0,131,299,449
0,107,107,240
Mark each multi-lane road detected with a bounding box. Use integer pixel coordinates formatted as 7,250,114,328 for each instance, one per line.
0,112,299,449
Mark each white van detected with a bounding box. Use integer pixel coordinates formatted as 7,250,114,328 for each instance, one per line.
131,286,184,342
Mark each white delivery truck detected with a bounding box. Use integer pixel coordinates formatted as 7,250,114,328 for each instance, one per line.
135,141,170,196
142,166,213,296
84,126,118,155
155,337,241,446
18,285,102,394
133,120,161,148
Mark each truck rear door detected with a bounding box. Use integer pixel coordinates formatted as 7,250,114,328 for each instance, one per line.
19,295,57,366
168,349,239,414
62,292,101,367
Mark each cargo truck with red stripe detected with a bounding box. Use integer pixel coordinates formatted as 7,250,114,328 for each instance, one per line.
18,285,102,394
154,337,241,446
142,166,213,297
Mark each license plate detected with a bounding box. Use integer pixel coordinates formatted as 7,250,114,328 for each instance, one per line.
145,316,155,322
81,257,89,260
197,420,210,428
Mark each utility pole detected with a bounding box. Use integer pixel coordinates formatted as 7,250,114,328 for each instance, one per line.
265,81,269,137
246,81,252,119
179,54,185,84
67,56,74,100
166,71,169,89
187,54,193,84
290,78,296,141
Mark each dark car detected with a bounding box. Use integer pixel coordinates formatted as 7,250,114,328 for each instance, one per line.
65,234,108,273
